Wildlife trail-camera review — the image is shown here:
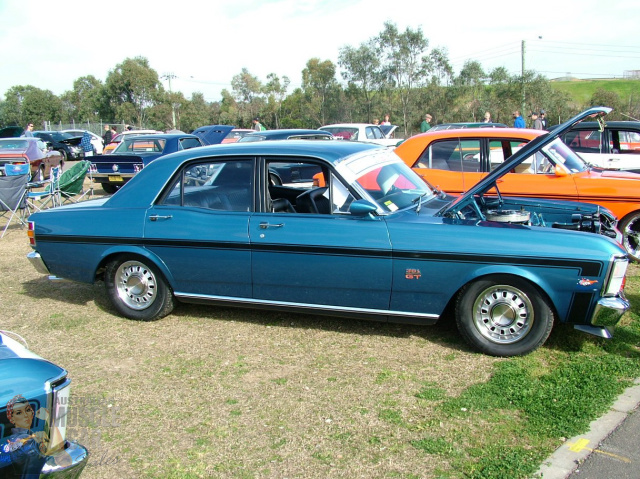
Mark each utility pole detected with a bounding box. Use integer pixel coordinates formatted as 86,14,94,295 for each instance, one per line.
162,73,177,129
521,40,526,117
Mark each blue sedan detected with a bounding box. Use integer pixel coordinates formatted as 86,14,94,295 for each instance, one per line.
26,108,629,356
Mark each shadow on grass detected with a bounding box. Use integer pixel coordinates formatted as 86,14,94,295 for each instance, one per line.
21,276,469,353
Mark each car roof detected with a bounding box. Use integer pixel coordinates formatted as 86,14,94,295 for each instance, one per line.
569,121,640,130
410,127,543,140
241,129,333,139
120,133,199,140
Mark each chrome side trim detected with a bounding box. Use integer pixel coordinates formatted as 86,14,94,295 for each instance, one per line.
175,292,439,320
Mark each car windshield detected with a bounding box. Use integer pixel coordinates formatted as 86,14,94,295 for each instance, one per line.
335,149,434,213
321,127,359,141
50,132,74,140
519,137,589,173
0,139,28,149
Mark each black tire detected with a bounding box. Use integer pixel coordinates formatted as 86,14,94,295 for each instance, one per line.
58,149,68,162
101,183,119,194
619,211,640,262
32,165,45,182
455,275,554,356
104,256,175,321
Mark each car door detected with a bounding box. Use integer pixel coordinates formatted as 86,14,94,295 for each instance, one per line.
249,157,392,311
143,158,254,298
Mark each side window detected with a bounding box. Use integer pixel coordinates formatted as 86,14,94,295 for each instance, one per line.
415,139,458,170
365,127,376,139
516,151,553,174
614,130,640,154
178,138,203,150
161,159,253,212
266,159,333,214
566,129,602,154
489,140,527,171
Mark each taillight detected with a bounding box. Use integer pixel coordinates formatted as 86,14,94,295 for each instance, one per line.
28,221,36,246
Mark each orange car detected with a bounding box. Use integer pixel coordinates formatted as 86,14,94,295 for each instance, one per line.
394,120,640,261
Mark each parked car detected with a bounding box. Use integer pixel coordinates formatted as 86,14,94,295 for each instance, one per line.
90,133,205,193
103,129,161,154
26,108,630,357
0,126,24,138
0,331,88,477
61,129,104,154
32,131,83,161
0,137,64,181
394,116,640,261
561,121,640,172
319,123,400,146
238,129,334,142
429,122,508,131
222,129,254,143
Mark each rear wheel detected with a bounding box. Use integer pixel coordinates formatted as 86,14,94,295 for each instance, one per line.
619,211,640,262
31,165,45,182
105,256,174,321
455,275,554,356
58,149,68,162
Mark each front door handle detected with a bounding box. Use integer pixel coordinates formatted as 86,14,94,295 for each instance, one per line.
259,222,284,229
149,215,173,222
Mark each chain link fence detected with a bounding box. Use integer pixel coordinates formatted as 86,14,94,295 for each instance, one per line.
42,121,147,135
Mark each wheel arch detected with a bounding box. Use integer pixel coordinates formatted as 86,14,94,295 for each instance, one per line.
449,266,560,320
94,246,176,290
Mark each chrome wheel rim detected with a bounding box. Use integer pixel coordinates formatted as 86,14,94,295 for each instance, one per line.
115,261,157,310
472,285,534,344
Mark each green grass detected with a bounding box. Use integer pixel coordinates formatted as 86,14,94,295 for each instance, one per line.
550,78,640,106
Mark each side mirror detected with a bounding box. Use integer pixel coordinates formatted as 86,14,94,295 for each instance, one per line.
349,199,378,216
555,166,569,177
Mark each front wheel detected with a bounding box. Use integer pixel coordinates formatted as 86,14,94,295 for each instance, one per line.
619,211,640,262
105,256,175,321
32,165,45,182
455,275,554,356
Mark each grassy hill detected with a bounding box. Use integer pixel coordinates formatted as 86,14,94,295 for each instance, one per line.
550,78,640,106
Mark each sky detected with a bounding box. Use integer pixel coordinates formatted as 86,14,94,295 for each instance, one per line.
1,0,639,103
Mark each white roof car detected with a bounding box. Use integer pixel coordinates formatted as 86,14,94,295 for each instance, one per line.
319,123,400,147
62,129,104,154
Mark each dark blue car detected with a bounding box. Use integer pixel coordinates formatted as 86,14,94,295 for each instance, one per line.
26,108,629,357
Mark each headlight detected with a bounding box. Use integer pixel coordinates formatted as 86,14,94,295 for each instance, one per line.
604,256,628,296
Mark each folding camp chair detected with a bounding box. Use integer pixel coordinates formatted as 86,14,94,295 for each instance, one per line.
27,166,61,211
57,160,92,204
0,163,31,238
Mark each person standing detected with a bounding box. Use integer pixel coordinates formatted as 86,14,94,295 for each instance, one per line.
540,109,548,129
252,117,266,131
102,124,113,146
482,112,492,123
531,111,543,130
420,114,432,132
80,131,94,157
21,123,34,137
513,111,525,128
381,114,391,125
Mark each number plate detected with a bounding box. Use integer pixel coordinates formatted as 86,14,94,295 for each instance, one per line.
108,175,123,182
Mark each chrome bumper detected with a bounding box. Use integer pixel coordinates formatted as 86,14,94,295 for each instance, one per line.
576,295,630,339
27,251,50,275
590,296,630,328
40,440,88,478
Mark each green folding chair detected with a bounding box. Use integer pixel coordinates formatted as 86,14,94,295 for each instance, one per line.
57,160,92,204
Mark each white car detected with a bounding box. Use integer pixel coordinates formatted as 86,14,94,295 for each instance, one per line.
319,123,400,147
62,129,104,154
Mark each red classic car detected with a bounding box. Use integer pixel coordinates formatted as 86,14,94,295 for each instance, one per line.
0,137,64,181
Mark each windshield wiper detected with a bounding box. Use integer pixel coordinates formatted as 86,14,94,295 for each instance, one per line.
412,192,429,214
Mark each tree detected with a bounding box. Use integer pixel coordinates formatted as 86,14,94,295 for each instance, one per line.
377,21,431,135
338,39,382,123
302,58,338,126
263,73,290,129
105,57,161,127
2,86,63,128
62,76,105,123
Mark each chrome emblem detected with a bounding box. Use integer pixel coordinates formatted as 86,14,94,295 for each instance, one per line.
578,278,598,286
405,268,421,280
112,164,119,172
